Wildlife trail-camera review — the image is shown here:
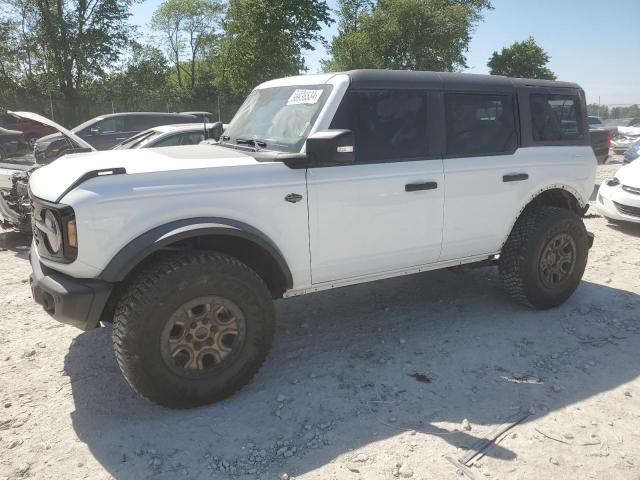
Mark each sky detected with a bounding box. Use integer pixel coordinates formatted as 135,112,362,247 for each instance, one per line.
131,0,640,105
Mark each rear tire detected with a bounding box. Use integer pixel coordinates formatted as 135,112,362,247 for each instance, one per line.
499,206,589,309
112,251,275,408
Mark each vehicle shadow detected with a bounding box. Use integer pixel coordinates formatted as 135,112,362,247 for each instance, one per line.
64,266,640,479
0,229,31,259
606,221,640,238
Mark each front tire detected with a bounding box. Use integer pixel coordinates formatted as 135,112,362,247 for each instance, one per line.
499,206,589,309
112,251,275,408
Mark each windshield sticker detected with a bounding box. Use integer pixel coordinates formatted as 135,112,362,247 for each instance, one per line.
287,89,323,105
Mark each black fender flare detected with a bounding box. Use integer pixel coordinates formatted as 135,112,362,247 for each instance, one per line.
99,217,293,288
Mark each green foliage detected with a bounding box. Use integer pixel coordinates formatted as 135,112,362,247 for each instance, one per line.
487,36,556,80
323,0,492,72
588,103,640,121
151,0,224,89
219,0,332,96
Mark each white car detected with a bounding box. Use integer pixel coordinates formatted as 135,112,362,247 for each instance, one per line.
28,70,596,408
112,123,217,150
596,161,640,223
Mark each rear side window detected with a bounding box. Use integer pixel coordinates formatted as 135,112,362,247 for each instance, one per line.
330,90,428,163
530,94,582,141
94,116,126,133
445,94,516,156
153,132,204,148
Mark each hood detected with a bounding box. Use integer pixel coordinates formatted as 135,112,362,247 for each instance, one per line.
616,160,640,187
618,126,640,137
0,127,23,136
8,111,95,151
28,144,261,202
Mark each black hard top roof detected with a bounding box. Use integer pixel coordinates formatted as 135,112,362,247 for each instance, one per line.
344,69,581,92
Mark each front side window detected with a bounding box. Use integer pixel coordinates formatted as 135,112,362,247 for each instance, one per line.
531,94,582,142
445,93,516,156
223,84,332,153
330,90,428,163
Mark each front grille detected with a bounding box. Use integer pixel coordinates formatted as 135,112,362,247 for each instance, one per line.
614,201,640,218
622,185,640,195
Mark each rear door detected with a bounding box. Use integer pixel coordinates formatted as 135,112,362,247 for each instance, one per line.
307,89,445,284
440,91,524,260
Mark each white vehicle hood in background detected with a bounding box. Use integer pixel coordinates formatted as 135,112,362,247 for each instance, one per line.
8,111,96,151
29,145,261,202
616,161,640,188
618,126,640,137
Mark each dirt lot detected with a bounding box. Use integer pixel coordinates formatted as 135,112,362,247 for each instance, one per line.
1,160,640,480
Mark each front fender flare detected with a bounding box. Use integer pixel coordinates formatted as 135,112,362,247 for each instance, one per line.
99,217,293,288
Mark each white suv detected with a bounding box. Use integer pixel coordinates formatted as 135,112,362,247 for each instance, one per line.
28,70,596,408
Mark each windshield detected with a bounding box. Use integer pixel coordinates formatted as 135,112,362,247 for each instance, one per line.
222,84,332,153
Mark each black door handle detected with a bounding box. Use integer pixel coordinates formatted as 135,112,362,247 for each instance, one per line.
405,181,438,192
503,173,529,182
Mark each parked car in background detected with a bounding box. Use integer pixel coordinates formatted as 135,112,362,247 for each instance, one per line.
0,113,56,148
624,140,640,163
34,112,198,164
612,133,640,154
0,127,28,160
588,116,604,128
597,160,640,224
179,111,217,123
112,123,213,150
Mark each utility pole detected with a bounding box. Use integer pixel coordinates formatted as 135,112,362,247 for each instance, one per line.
49,92,55,121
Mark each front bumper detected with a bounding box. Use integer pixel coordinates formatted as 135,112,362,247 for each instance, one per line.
596,182,640,224
29,245,112,330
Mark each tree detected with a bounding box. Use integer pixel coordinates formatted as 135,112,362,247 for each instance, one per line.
0,0,138,122
219,0,332,96
323,0,492,72
151,0,223,90
487,36,556,80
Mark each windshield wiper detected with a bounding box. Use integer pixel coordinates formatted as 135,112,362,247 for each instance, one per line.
236,138,267,149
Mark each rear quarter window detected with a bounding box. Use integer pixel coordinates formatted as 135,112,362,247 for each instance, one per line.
531,94,583,142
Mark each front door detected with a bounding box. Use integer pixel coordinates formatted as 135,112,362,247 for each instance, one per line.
307,89,444,284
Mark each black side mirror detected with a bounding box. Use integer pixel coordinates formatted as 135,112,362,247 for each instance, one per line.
208,122,224,142
306,129,354,165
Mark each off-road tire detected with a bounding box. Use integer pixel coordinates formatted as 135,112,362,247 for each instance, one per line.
499,206,589,309
112,251,275,408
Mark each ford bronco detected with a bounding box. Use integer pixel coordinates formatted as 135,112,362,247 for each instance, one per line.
28,70,596,408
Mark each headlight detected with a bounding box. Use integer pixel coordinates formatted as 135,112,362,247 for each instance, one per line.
31,196,78,262
41,210,62,254
606,177,620,187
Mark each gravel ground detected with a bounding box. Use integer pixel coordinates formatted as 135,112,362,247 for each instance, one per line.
1,158,640,480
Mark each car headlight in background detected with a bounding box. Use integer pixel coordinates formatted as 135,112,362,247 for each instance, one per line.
606,177,620,187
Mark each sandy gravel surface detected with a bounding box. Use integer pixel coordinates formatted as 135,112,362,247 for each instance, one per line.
1,160,639,480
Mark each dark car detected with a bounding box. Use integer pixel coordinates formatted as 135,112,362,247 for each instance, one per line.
34,112,197,164
179,111,217,123
0,114,56,148
0,127,28,160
